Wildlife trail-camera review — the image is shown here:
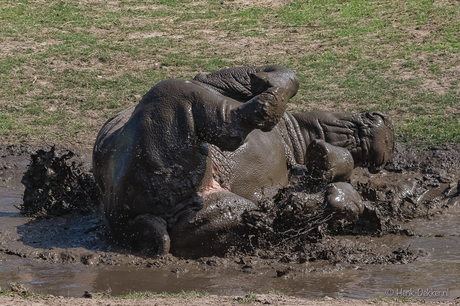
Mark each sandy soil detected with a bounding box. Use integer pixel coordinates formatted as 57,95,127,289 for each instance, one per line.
0,294,458,306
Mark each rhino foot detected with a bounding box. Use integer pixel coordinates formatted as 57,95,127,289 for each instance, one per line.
324,182,364,222
305,139,354,183
128,214,171,256
169,191,257,258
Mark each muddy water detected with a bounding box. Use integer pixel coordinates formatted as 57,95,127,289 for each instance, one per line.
1,184,459,299
0,147,459,300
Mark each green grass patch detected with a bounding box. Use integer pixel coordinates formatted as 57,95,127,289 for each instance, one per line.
267,288,280,294
0,56,27,75
0,0,459,145
239,292,258,304
0,114,35,136
398,115,460,145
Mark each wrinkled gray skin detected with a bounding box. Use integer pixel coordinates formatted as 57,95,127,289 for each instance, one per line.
93,65,395,257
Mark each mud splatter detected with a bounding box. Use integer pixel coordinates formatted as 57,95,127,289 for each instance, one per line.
1,143,459,268
20,147,99,217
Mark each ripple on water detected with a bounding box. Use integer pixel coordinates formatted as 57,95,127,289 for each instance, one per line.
0,187,459,299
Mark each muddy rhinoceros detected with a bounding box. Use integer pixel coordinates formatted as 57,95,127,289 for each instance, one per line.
93,65,394,257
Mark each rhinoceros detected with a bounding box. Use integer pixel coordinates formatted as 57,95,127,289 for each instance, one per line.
93,65,394,257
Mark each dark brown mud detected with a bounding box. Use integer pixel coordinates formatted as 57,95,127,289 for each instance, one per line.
221,143,460,261
21,147,99,218
1,143,460,298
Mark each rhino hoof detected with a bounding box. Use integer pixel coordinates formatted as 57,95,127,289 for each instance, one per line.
305,139,354,183
324,182,364,222
129,214,171,255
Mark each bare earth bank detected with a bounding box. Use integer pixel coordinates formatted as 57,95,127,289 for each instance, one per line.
0,294,459,306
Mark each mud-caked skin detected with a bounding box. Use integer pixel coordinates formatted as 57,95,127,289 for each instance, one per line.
93,65,395,257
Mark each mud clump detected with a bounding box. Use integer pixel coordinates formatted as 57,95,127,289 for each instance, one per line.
8,283,29,295
240,183,328,258
235,143,460,263
20,147,99,217
12,143,460,267
238,176,416,265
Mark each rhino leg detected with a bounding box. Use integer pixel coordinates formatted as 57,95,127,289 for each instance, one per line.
168,190,257,258
292,111,395,173
324,182,364,222
305,139,354,183
126,214,171,256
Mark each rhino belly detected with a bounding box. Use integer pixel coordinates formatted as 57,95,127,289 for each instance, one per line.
210,128,289,204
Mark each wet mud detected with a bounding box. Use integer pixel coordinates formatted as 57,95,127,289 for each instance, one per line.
21,147,99,218
1,143,460,298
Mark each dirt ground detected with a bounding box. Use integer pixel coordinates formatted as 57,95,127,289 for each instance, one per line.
0,294,459,306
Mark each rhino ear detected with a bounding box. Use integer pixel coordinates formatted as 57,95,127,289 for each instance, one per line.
369,111,394,132
365,111,395,173
194,72,207,80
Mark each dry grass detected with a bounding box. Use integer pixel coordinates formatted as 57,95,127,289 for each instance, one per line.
1,0,459,148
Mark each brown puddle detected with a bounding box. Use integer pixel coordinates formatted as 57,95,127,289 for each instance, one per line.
0,145,459,299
